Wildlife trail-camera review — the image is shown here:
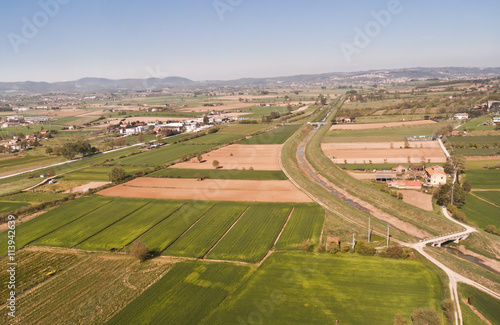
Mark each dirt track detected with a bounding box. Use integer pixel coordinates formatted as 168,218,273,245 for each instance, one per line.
98,178,312,203
330,120,436,130
174,144,282,170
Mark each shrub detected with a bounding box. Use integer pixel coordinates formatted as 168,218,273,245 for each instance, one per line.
386,245,404,259
411,308,439,325
356,241,376,256
442,299,455,323
327,242,339,254
129,241,149,261
340,242,350,253
393,313,408,325
316,243,326,253
108,167,126,183
300,240,314,252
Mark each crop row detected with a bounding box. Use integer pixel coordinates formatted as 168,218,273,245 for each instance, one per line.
275,204,324,250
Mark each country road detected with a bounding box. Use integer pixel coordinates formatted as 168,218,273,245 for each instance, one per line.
280,123,500,325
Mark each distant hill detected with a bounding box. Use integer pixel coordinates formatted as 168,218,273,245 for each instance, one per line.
1,67,499,94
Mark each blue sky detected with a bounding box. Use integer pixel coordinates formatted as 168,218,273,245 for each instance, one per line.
1,0,499,82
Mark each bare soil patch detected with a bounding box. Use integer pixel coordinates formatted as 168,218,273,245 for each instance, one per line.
466,155,500,161
98,178,312,203
322,141,446,164
174,144,281,170
397,190,433,211
330,120,436,130
66,182,110,193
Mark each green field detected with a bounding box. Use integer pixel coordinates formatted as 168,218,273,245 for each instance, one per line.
149,168,288,180
62,166,141,181
453,148,499,156
0,254,173,325
164,203,248,258
464,170,500,189
0,250,79,304
205,252,444,325
107,261,251,325
0,154,62,175
139,201,215,253
239,106,292,118
217,124,270,135
275,204,324,250
446,135,500,147
207,204,291,263
33,198,149,248
466,159,500,170
475,191,500,207
324,125,437,143
78,201,185,251
459,116,496,131
0,201,29,213
0,197,112,254
238,124,301,144
461,195,500,229
458,283,500,325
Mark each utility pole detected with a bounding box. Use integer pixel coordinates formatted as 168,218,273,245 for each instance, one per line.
368,215,371,243
386,225,390,248
352,233,355,250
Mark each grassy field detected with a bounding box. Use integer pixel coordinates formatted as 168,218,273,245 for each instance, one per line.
207,204,291,263
148,168,288,180
106,261,252,325
164,203,248,258
217,124,271,135
0,254,173,325
0,196,112,255
275,204,324,250
461,195,500,229
238,124,301,144
475,191,500,207
353,115,429,123
458,116,496,131
32,198,149,248
446,135,500,147
453,148,499,156
0,155,62,174
205,252,444,325
464,170,500,189
324,125,438,143
0,201,29,213
458,283,500,325
62,165,141,181
466,159,500,170
0,249,79,304
239,106,292,118
78,200,185,251
139,201,215,253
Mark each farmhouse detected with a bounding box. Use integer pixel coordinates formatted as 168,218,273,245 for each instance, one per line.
424,166,446,186
376,174,395,182
492,116,500,125
341,117,351,123
387,180,422,190
454,113,468,120
409,165,425,171
391,165,407,173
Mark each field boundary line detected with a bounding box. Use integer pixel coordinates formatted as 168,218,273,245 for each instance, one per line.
160,204,217,254
22,200,114,249
272,207,294,248
120,203,187,251
470,192,500,209
203,206,250,259
72,202,151,249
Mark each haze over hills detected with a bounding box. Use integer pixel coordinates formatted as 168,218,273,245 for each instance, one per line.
1,67,500,94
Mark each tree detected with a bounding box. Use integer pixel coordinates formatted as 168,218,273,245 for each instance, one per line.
356,241,375,256
45,147,53,155
442,299,455,323
60,142,78,160
451,154,466,173
340,242,350,253
137,133,144,143
411,308,439,325
197,153,203,163
212,160,220,169
316,243,326,253
129,241,149,261
443,160,454,175
194,173,204,181
108,167,126,183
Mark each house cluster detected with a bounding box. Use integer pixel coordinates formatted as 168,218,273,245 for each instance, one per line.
453,113,469,120
384,164,447,189
2,130,50,152
1,115,53,128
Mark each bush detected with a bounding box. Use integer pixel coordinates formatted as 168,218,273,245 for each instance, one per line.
485,225,500,236
327,242,339,254
411,308,439,325
386,245,404,259
300,240,314,252
452,210,467,223
316,243,326,253
356,241,376,256
340,242,350,253
393,313,408,325
108,167,126,183
442,299,455,323
129,241,149,261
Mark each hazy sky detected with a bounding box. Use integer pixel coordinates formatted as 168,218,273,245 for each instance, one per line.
1,0,499,82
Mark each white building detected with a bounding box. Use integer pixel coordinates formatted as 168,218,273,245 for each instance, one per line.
454,113,468,120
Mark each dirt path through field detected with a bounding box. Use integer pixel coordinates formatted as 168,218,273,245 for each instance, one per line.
469,192,500,208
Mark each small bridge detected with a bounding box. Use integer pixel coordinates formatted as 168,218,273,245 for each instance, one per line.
421,230,475,247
